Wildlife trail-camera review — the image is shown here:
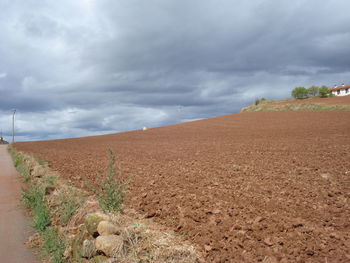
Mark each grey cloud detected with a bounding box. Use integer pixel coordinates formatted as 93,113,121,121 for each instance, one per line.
0,0,349,141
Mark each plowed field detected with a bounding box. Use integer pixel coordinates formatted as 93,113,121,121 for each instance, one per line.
15,111,350,262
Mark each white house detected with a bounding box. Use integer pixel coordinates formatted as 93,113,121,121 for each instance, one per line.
328,84,350,96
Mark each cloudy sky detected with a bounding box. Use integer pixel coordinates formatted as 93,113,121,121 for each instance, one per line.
0,0,349,141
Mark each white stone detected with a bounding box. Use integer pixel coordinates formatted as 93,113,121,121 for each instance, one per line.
97,221,120,236
95,235,124,257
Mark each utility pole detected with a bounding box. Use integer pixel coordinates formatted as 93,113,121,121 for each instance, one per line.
12,109,16,143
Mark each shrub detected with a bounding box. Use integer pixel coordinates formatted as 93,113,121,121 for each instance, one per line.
292,87,308,99
255,98,267,105
319,85,330,98
92,149,126,213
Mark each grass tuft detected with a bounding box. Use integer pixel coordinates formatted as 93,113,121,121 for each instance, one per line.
41,227,65,263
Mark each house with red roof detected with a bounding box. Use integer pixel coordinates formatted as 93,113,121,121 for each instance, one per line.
328,84,350,96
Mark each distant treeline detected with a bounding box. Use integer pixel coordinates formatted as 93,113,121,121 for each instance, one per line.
291,85,331,99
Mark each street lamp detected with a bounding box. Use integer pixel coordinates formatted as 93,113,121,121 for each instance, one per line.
12,109,16,143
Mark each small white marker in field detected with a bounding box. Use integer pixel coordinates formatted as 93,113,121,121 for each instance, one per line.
143,126,148,131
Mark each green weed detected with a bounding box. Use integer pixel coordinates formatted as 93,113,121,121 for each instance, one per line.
32,204,51,231
59,187,80,224
21,185,51,231
92,149,126,213
38,158,46,166
41,227,65,263
46,176,56,186
14,154,23,167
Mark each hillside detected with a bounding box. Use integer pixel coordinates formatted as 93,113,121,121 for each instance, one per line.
14,111,350,262
241,95,350,112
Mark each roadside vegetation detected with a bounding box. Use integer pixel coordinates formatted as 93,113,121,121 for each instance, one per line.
91,149,126,213
9,145,66,262
7,145,200,263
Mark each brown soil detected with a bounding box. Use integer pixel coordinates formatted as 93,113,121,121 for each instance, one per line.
15,111,350,262
0,145,38,263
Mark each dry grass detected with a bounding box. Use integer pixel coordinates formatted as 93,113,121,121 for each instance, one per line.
104,212,200,263
241,102,350,112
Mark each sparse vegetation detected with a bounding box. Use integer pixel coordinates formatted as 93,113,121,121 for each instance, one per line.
92,149,126,213
242,103,350,112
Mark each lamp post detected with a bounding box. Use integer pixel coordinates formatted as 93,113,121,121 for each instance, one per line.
12,109,16,143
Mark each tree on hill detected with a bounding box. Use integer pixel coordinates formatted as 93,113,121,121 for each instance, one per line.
292,87,308,99
319,86,330,98
255,97,267,105
308,85,319,96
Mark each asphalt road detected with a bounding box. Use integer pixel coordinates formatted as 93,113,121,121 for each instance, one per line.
0,145,37,263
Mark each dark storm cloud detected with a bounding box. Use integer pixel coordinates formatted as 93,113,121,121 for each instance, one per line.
0,0,349,141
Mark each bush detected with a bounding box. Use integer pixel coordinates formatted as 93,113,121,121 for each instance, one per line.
255,98,267,105
292,87,308,99
92,149,126,213
319,86,330,98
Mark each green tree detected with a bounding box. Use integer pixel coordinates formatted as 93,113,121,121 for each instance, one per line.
307,85,319,96
292,87,308,99
319,86,330,98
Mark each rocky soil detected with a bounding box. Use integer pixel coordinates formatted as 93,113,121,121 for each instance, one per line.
15,111,350,262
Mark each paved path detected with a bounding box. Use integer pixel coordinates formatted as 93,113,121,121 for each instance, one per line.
0,145,38,263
